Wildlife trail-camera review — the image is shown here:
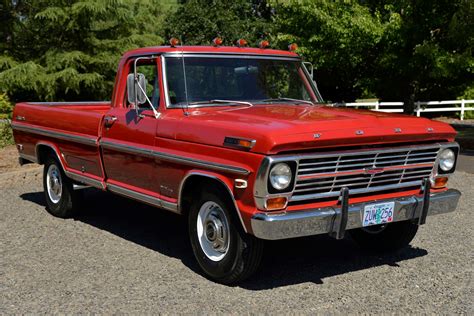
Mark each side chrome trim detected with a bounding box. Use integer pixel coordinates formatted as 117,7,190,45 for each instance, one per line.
101,140,250,175
19,153,38,163
178,172,247,233
107,183,179,214
12,122,97,146
65,171,104,189
251,189,461,240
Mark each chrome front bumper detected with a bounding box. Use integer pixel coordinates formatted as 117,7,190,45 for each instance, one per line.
251,189,461,240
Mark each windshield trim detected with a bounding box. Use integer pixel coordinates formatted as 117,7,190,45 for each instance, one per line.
161,54,321,109
162,52,301,61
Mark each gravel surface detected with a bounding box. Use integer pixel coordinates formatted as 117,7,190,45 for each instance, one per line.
0,161,473,313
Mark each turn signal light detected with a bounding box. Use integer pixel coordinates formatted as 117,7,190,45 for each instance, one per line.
288,43,298,52
236,38,248,47
433,176,448,188
223,137,256,150
212,37,223,46
169,37,180,47
266,197,287,211
259,40,270,49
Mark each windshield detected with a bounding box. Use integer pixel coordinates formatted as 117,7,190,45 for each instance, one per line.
164,56,319,107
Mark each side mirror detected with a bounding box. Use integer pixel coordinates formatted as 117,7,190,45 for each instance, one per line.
127,73,147,105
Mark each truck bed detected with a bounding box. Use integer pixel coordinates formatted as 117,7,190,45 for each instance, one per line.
12,101,111,181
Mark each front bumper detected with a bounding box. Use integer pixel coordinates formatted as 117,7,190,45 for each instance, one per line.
251,189,461,240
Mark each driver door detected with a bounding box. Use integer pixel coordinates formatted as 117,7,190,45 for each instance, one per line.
101,57,162,197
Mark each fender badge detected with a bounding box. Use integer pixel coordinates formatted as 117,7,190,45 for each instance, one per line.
394,128,402,133
314,133,321,139
427,127,434,132
355,130,364,135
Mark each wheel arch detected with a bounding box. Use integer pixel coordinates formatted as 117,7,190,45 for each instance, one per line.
35,142,67,170
178,171,247,233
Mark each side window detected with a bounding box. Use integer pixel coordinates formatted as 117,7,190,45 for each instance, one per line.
126,60,160,109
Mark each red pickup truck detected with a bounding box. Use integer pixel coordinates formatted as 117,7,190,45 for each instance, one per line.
12,43,461,284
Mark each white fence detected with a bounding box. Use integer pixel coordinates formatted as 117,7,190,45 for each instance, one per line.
333,100,474,120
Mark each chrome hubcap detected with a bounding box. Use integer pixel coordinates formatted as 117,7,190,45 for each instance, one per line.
46,164,62,204
197,201,230,261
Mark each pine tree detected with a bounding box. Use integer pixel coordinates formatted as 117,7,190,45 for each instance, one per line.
0,0,168,102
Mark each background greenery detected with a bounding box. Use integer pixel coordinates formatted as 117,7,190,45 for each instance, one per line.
0,0,472,114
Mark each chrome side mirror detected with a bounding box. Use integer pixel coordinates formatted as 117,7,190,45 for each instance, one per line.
127,73,147,106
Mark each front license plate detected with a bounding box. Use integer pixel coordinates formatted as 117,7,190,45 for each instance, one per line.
362,202,395,227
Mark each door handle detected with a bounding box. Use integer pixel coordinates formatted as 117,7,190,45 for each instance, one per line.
104,115,117,128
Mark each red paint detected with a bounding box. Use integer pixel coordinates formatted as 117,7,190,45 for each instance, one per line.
11,45,457,234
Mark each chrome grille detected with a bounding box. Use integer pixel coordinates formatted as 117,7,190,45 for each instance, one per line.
291,146,439,202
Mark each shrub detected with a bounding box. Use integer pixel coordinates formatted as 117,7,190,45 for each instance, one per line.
0,93,13,119
0,121,14,148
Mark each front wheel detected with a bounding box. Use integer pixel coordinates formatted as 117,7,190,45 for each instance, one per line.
43,156,82,218
188,190,264,284
349,220,419,252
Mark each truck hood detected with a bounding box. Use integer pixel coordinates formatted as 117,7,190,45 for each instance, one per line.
168,104,457,154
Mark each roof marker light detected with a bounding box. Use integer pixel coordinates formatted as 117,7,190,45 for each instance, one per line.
169,38,180,47
212,37,223,47
259,40,270,49
288,43,298,52
236,38,248,47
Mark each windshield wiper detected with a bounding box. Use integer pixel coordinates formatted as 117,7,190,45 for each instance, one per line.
260,97,314,105
187,99,253,107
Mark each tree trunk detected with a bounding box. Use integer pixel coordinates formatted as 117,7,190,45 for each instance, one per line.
403,82,416,115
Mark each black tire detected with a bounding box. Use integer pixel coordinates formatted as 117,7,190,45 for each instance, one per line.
188,190,264,284
43,156,82,218
349,220,419,252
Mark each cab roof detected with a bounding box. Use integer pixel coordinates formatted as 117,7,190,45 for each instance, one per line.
122,45,300,60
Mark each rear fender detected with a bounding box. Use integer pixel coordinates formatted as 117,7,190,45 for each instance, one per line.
35,141,67,170
35,141,105,189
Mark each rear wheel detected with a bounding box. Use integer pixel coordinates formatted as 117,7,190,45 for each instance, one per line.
43,156,82,218
350,220,419,252
188,190,264,284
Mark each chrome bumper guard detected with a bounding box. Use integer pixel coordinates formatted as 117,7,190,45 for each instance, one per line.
251,188,461,240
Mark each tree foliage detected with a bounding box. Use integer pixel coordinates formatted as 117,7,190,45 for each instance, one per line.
164,0,273,46
0,0,168,102
272,0,386,102
364,0,474,111
273,0,473,108
0,0,472,113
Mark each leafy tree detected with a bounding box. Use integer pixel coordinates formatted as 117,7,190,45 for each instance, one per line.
366,0,474,112
272,0,387,102
164,0,273,46
273,0,473,111
0,0,167,102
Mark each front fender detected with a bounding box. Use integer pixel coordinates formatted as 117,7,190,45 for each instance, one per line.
178,170,252,233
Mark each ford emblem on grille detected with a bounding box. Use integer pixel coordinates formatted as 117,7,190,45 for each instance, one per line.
364,167,385,175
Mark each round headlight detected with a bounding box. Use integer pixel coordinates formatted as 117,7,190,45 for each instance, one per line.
269,163,292,190
439,148,455,171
